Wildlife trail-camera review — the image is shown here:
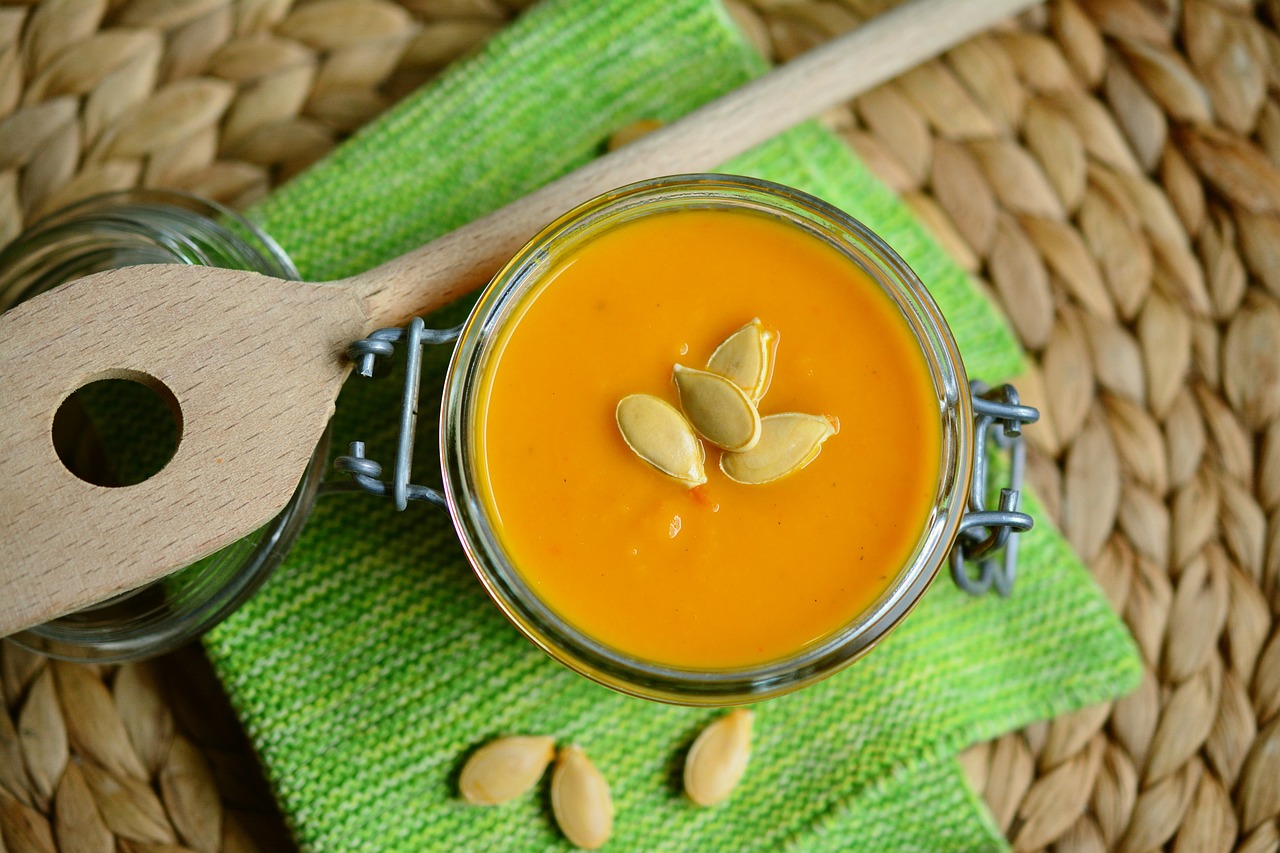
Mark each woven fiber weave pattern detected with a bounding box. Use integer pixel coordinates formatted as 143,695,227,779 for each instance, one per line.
0,0,517,247
0,0,1277,851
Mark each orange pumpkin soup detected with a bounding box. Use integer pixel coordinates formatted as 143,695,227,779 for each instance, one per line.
473,207,941,669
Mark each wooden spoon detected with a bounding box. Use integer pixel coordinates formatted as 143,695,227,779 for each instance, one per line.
0,0,1037,637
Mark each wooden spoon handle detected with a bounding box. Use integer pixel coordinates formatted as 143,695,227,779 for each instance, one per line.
348,0,1039,330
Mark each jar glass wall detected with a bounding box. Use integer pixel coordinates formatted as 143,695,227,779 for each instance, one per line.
442,175,973,705
0,190,325,662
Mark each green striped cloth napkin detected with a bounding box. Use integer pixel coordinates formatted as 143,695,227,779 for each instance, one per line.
205,0,1142,849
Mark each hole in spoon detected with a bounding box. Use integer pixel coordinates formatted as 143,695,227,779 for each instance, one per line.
52,370,182,487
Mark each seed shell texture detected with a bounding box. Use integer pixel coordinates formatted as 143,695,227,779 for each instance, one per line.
720,413,837,485
684,708,754,807
458,735,555,806
706,318,777,402
616,394,707,487
551,745,613,850
672,364,762,451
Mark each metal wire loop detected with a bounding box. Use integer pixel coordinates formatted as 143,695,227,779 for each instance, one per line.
334,318,463,511
950,381,1040,597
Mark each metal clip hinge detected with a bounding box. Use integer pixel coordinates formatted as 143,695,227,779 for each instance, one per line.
950,381,1040,597
333,318,462,511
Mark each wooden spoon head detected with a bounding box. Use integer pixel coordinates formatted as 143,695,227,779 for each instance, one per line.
0,264,367,636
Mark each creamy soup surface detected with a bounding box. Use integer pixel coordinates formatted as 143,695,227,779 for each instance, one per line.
475,207,942,669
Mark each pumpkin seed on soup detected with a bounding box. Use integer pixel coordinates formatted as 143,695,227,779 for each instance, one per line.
672,364,761,452
706,318,777,402
616,394,707,487
720,413,838,485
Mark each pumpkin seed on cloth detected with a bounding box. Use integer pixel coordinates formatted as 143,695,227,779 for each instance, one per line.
707,318,777,402
616,394,707,486
551,745,613,850
672,364,762,451
720,413,838,485
459,735,555,806
684,709,754,806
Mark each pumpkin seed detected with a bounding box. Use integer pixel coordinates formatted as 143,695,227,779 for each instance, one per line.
720,413,837,485
616,394,707,487
684,709,754,807
551,745,613,850
707,319,777,402
459,735,555,806
672,364,762,451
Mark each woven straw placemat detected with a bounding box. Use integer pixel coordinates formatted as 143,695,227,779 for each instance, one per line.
1,0,1278,851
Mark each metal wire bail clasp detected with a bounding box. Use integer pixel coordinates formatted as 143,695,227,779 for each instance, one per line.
334,318,462,511
950,381,1040,596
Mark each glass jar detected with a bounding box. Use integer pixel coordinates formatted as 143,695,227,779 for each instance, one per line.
441,175,974,704
0,190,326,662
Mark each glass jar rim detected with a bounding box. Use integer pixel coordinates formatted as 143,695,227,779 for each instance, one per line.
442,174,973,704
